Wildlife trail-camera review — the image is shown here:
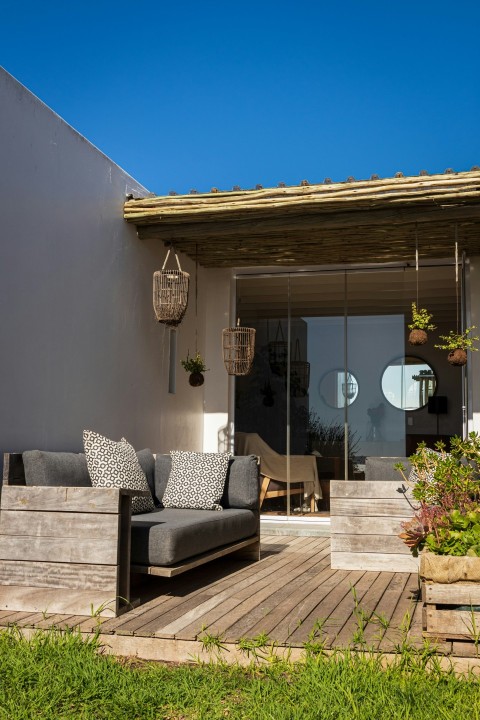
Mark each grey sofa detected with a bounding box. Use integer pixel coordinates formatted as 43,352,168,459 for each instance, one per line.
130,452,260,573
0,450,260,617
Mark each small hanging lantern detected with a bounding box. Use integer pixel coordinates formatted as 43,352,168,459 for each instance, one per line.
268,320,288,376
290,338,310,397
222,321,256,376
153,247,189,327
341,372,358,400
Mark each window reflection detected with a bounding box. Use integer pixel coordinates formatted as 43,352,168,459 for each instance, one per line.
319,370,359,409
381,356,436,410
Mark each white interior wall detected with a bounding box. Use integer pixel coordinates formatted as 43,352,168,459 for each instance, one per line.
0,68,205,462
202,268,231,451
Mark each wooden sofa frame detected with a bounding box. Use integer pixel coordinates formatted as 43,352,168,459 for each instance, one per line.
0,453,260,617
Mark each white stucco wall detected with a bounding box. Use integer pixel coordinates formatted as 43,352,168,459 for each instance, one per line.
0,67,205,461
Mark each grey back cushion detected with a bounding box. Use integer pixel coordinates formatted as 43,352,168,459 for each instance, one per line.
365,456,411,482
154,454,259,510
23,450,92,487
136,449,155,501
223,455,259,510
154,454,172,506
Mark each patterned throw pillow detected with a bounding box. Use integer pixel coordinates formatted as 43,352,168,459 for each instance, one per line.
162,450,231,511
83,430,155,515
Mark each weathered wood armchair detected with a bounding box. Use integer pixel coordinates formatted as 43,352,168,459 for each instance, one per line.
0,453,139,617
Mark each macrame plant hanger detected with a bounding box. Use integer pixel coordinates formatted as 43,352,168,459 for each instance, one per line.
153,245,190,327
445,225,469,367
455,227,460,337
408,224,428,346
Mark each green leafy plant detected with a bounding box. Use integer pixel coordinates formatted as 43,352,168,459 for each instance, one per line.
434,326,479,352
423,507,480,556
181,351,207,373
398,433,480,556
408,302,436,331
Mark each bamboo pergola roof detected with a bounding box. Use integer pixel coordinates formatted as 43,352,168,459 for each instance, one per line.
124,170,480,267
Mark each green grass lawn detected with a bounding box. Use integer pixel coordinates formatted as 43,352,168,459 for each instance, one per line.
0,626,479,719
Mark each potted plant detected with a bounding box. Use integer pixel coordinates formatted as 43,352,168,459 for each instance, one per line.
181,351,207,387
434,326,479,366
407,302,436,345
397,433,480,639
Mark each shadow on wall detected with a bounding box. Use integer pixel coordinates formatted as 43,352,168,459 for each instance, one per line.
218,426,228,453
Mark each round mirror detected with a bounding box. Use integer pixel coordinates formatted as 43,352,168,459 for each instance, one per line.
319,370,359,408
381,356,436,410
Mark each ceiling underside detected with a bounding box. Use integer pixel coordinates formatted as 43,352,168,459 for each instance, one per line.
237,265,459,323
124,172,480,267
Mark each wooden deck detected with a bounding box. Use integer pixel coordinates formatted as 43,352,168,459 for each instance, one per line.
0,536,477,667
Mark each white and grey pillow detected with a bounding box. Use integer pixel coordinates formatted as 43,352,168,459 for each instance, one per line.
83,430,155,515
162,450,231,511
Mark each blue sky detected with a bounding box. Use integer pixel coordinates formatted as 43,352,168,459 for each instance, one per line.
1,2,479,195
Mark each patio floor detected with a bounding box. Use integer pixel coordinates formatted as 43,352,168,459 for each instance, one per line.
0,535,478,668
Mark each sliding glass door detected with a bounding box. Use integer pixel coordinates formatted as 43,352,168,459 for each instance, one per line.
235,264,463,517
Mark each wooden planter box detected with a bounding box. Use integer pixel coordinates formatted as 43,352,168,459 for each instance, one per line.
421,553,480,640
330,480,419,572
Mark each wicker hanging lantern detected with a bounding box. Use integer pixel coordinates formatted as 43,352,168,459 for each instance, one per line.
153,248,189,327
268,320,288,376
222,323,256,376
290,338,310,397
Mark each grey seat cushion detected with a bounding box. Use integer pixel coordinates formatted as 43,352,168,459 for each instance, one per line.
365,456,411,482
154,454,259,510
23,450,92,487
131,507,258,566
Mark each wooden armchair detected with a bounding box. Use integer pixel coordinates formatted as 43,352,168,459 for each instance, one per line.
235,433,320,512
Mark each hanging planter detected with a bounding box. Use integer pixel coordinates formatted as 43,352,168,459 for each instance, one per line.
268,321,288,376
153,248,189,327
435,327,479,367
181,352,207,386
290,339,310,397
342,373,358,400
260,379,275,407
222,324,256,376
408,302,436,346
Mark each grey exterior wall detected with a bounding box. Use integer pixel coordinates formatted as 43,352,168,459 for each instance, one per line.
0,68,205,467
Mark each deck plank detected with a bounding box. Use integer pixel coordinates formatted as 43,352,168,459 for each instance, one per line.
213,554,332,643
285,569,366,645
331,571,395,648
151,545,329,639
377,572,422,651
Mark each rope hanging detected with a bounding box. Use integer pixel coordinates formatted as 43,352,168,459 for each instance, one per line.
290,338,310,397
268,320,288,376
153,247,190,327
415,223,419,307
222,320,256,376
455,226,459,334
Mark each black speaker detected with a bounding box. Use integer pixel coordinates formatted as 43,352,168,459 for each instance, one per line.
428,396,448,414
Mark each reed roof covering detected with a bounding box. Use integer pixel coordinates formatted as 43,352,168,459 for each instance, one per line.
124,170,480,268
